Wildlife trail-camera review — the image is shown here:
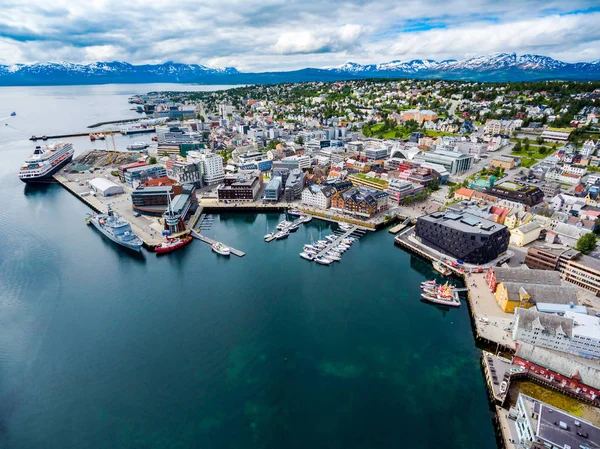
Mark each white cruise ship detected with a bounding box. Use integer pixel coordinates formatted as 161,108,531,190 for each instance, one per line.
19,142,75,183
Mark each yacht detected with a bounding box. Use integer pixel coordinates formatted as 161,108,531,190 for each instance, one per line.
300,252,315,261
211,242,231,256
304,244,319,252
275,230,289,240
288,209,303,217
317,239,328,246
325,252,340,262
315,255,333,265
299,214,312,223
339,223,354,231
277,221,292,230
325,235,337,242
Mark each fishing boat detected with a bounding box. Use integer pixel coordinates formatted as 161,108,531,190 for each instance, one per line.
420,292,461,307
300,252,315,261
155,236,192,254
211,242,231,256
314,255,333,265
432,260,452,276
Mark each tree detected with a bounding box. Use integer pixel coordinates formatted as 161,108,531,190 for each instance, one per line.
576,233,597,254
513,142,522,152
536,136,544,145
295,135,304,145
148,156,158,164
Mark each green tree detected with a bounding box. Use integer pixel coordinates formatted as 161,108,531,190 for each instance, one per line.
513,142,522,152
576,233,597,254
295,135,304,145
148,156,158,164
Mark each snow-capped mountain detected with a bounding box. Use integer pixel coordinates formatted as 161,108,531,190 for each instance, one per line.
328,53,600,80
0,61,239,85
1,53,599,86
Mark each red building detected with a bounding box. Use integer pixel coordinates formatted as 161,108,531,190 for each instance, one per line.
485,266,497,291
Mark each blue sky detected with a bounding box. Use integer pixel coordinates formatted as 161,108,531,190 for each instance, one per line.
0,0,599,71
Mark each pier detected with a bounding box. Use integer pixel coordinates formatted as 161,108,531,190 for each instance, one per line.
388,217,411,234
30,127,155,141
312,226,358,259
190,230,246,257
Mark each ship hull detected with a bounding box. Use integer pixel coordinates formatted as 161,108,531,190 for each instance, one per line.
89,218,143,252
19,155,73,183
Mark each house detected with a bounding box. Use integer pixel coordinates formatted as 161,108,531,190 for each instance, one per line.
331,187,389,218
301,184,335,209
454,188,474,201
509,222,542,246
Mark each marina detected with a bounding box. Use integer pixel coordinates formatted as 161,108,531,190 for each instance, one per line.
190,230,246,257
299,224,359,264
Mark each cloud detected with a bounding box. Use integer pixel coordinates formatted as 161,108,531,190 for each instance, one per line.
0,0,598,71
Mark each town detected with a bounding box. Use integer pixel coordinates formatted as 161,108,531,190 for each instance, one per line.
47,78,600,449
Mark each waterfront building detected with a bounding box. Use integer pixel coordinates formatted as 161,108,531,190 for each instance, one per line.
89,178,124,197
413,150,473,175
513,342,600,403
415,211,509,264
284,169,305,202
513,393,600,448
187,151,225,186
524,247,580,271
562,255,600,296
301,184,335,209
485,182,544,207
264,176,283,201
118,161,147,183
509,222,542,247
512,308,573,354
131,184,198,217
217,171,262,203
385,179,425,204
166,161,202,187
331,187,389,218
124,164,167,187
272,167,291,185
163,187,200,234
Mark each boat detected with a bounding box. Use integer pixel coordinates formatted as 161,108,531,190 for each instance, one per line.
333,245,346,253
421,280,436,286
339,223,354,231
155,236,192,254
211,242,231,256
288,222,300,232
276,220,292,230
264,231,275,241
288,209,303,217
325,252,341,261
299,214,312,223
315,255,333,265
341,238,354,245
86,204,143,252
10,112,16,116
275,230,289,240
304,244,319,252
325,235,337,242
300,252,315,261
420,292,461,307
432,260,452,276
317,239,328,246
19,142,75,183
126,141,149,151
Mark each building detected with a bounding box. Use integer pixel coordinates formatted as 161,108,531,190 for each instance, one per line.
540,129,571,141
89,178,124,197
513,342,600,403
263,176,283,201
540,182,561,198
283,168,305,202
331,187,389,218
124,164,167,187
301,184,335,209
187,151,225,185
131,184,198,218
415,211,510,264
385,179,425,204
513,393,600,449
348,173,389,191
485,182,544,207
484,119,519,135
413,150,473,175
512,308,573,354
118,161,147,183
509,222,542,246
490,155,516,169
400,109,438,124
524,247,580,271
562,255,600,296
162,186,200,234
364,147,389,161
166,161,202,187
281,155,311,170
217,172,262,203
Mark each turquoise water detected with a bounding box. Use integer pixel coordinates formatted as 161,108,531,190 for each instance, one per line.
0,85,496,448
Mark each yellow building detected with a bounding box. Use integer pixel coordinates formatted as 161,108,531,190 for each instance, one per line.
494,283,535,313
509,222,542,247
490,156,516,170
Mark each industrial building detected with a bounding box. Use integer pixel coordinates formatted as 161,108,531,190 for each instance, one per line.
89,178,124,197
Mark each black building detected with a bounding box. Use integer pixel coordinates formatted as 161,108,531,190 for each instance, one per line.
485,182,544,207
217,172,262,202
415,211,509,264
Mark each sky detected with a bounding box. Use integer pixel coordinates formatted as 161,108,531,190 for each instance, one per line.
1,0,600,71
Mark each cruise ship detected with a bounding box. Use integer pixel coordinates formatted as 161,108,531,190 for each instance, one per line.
86,205,143,252
19,142,75,183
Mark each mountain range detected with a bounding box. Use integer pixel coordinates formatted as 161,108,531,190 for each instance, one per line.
1,53,600,86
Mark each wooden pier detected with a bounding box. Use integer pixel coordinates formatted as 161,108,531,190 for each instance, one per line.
190,230,245,257
388,217,411,234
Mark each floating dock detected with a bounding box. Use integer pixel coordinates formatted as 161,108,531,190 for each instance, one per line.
388,217,411,234
190,230,245,257
312,226,358,259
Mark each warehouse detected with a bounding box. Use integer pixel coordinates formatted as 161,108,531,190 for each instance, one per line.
89,178,124,197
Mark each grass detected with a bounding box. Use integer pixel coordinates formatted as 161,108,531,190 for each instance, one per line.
511,148,552,160
511,380,583,417
520,158,538,168
424,130,458,137
351,173,388,185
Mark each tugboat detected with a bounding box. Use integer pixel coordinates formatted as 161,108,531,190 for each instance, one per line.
86,204,143,252
155,235,192,254
211,242,231,256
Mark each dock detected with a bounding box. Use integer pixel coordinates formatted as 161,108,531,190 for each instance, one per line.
388,217,411,234
313,226,358,259
190,230,245,257
30,127,155,141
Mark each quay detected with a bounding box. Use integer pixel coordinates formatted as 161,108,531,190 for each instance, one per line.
88,118,143,128
30,127,155,141
190,230,245,257
388,217,411,234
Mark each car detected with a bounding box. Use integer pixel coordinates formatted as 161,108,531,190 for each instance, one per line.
519,260,525,264
504,327,512,332
596,312,600,318
133,211,141,217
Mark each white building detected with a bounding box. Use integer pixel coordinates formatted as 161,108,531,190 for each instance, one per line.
581,139,598,158
562,165,587,176
565,310,600,359
187,151,225,185
301,185,335,209
89,178,124,197
281,154,311,170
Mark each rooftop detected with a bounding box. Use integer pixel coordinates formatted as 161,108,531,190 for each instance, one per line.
492,267,562,286
419,211,505,235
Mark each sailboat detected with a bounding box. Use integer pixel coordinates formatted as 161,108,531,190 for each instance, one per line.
264,223,275,242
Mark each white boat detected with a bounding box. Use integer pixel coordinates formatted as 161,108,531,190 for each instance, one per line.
211,242,231,256
433,260,452,276
333,245,346,253
339,223,354,231
300,252,315,261
325,252,341,261
304,244,318,252
317,239,328,246
277,221,292,230
288,209,303,217
341,238,354,245
300,214,312,223
328,249,343,258
337,244,350,250
315,255,333,265
126,141,149,151
264,232,275,241
325,235,337,242
275,230,289,240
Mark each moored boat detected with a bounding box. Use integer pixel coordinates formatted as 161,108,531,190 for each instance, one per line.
155,235,192,254
325,252,340,261
211,242,231,256
275,230,289,240
432,260,452,276
300,252,315,261
126,141,149,151
420,292,461,307
86,204,143,252
288,209,303,217
19,142,75,183
315,255,333,265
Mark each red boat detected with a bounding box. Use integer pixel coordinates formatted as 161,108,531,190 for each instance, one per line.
155,236,192,254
